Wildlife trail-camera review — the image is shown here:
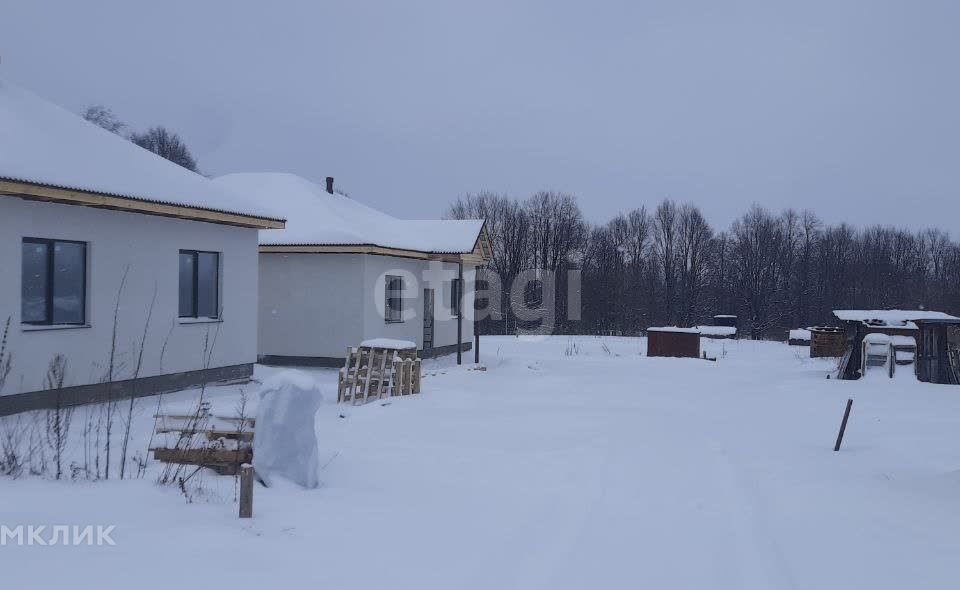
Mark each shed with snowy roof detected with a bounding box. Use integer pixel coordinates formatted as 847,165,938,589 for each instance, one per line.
832,310,959,380
214,173,492,367
0,79,284,415
646,327,701,358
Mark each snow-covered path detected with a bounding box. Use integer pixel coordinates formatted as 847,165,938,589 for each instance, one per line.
3,336,960,589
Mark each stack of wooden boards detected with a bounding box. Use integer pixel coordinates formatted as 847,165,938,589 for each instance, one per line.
338,345,421,404
151,403,255,476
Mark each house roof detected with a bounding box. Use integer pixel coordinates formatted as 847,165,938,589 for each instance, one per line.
0,78,284,228
213,173,487,256
647,327,700,334
694,326,737,336
833,309,959,330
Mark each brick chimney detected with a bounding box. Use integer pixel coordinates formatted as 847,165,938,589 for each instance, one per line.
325,176,334,194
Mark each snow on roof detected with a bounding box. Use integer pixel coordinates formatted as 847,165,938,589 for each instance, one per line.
789,329,812,340
0,78,282,222
214,173,484,254
647,327,700,334
833,309,959,329
833,309,958,323
648,326,735,336
889,335,917,347
694,326,737,336
863,333,891,344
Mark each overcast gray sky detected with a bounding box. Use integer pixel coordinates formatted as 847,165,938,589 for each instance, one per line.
4,0,958,230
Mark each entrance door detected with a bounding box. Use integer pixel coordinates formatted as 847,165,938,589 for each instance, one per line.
423,288,435,352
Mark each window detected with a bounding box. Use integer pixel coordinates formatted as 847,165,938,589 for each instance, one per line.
451,278,463,317
179,250,220,319
21,238,87,325
385,275,403,323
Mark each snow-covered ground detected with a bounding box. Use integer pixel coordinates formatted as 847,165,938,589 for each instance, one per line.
3,336,960,589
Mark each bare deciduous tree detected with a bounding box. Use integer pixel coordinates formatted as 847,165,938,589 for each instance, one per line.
82,105,126,135
130,126,199,172
448,189,960,338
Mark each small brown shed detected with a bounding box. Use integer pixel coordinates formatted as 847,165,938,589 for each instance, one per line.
647,327,701,358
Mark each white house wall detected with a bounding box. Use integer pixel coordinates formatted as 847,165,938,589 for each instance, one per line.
257,253,475,361
258,253,364,360
360,255,474,351
0,197,260,397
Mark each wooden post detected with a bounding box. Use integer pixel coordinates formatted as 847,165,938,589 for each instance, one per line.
376,348,389,398
389,353,399,396
413,359,421,393
474,332,480,364
403,359,413,394
834,399,853,452
338,347,352,403
349,347,363,405
457,261,463,365
361,347,376,403
239,464,254,518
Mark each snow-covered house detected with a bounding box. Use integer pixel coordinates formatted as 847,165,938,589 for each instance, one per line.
213,173,492,366
0,79,285,415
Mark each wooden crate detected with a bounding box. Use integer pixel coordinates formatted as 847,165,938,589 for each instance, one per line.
810,327,846,358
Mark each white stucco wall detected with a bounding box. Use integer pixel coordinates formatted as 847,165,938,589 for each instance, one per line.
360,255,475,351
258,253,365,359
257,252,476,360
0,196,260,396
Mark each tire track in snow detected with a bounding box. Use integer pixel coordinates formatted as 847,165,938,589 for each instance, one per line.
708,444,799,590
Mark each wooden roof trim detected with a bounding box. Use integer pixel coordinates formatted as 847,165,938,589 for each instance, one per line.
261,244,432,260
260,220,492,264
261,243,488,264
0,178,285,229
463,221,493,263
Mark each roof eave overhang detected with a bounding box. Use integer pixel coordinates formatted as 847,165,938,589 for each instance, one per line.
260,243,488,264
0,178,285,229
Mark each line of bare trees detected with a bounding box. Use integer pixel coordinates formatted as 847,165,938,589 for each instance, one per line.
83,105,200,172
448,193,960,338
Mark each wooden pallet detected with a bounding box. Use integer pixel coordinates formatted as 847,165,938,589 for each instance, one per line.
154,427,254,442
152,448,252,476
154,414,255,426
338,346,421,404
152,413,255,475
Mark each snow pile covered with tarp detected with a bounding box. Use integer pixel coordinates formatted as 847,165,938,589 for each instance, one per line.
214,172,484,254
0,78,282,221
253,370,324,489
